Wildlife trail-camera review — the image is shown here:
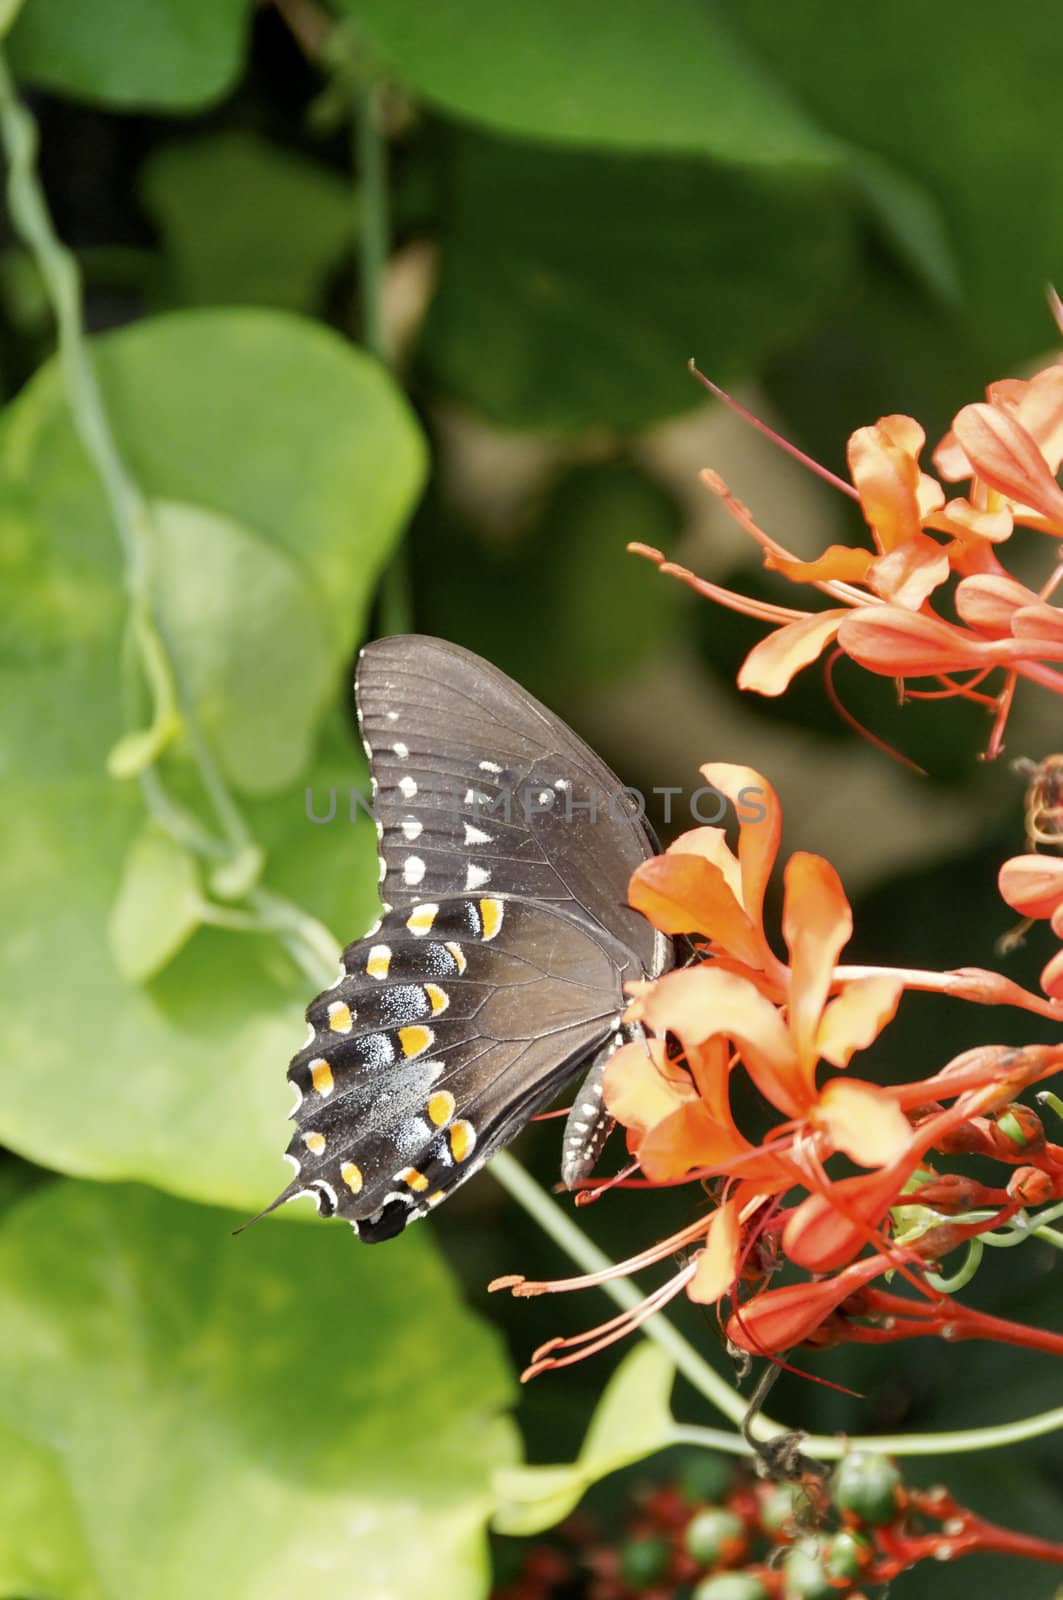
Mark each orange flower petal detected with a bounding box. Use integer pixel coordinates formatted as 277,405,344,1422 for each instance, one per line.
699,763,780,929
637,1100,750,1182
867,533,950,608
766,545,874,585
813,1078,913,1167
955,573,1041,633
932,426,971,482
848,416,940,552
1041,946,1063,1001
782,1163,913,1271
726,1254,889,1354
838,607,989,676
687,1199,741,1305
668,826,741,902
815,976,904,1068
635,966,803,1118
603,1038,694,1139
1011,603,1063,642
1012,365,1063,474
998,854,1063,918
952,402,1063,529
737,610,847,697
629,854,762,965
933,498,1014,543
782,852,852,1079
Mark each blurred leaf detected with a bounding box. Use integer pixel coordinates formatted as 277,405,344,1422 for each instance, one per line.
343,0,839,167
732,0,1063,361
493,1343,676,1536
415,460,683,707
8,0,251,110
151,499,335,794
140,132,354,312
0,1181,518,1600
0,0,24,36
108,823,203,981
419,129,856,430
0,310,425,1210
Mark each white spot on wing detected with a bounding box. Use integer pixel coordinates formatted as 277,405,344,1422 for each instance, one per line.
392,741,409,759
478,759,502,774
399,775,417,799
464,822,492,845
465,862,491,891
403,855,426,887
401,817,422,842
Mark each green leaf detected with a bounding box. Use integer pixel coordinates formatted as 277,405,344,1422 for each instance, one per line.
150,499,335,795
342,0,839,168
0,0,26,40
492,1342,676,1535
108,824,203,982
8,0,252,110
730,0,1063,362
419,129,855,430
140,132,355,313
0,310,425,1210
0,1181,519,1600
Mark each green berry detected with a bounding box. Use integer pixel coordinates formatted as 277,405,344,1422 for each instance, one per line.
620,1535,671,1588
758,1483,803,1536
832,1452,902,1526
693,1573,769,1600
679,1450,733,1505
684,1507,745,1565
825,1530,871,1581
781,1539,833,1599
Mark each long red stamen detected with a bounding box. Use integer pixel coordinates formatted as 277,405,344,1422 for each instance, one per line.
688,362,860,501
824,648,927,773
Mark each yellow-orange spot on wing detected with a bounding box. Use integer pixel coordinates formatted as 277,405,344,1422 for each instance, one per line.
479,898,504,942
406,903,439,936
425,983,449,1014
399,1166,429,1192
448,1119,476,1162
399,1025,433,1059
366,944,392,980
445,940,467,973
327,1000,353,1033
340,1161,363,1194
309,1059,334,1096
427,1191,446,1207
428,1090,456,1126
303,1131,326,1155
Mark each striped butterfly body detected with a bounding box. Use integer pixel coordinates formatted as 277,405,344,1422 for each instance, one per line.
271,635,673,1241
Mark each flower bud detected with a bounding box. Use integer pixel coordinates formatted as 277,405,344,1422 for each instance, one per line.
619,1535,671,1588
781,1538,834,1599
1007,1165,1055,1205
989,1104,1045,1155
825,1530,873,1580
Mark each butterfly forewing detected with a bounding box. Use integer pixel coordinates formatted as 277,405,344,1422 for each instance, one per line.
269,635,673,1240
357,635,665,973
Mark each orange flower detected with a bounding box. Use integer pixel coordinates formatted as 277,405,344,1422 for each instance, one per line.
631,348,1063,756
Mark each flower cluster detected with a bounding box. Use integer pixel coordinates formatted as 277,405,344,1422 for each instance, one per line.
632,330,1063,759
493,765,1063,1371
493,1452,1063,1600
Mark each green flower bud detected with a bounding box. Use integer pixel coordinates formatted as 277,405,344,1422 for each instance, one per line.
825,1529,872,1581
782,1539,833,1599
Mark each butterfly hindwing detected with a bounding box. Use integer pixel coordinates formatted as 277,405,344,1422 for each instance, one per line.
275,894,638,1236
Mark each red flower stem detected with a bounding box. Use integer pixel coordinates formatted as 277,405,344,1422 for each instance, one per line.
858,1289,1063,1355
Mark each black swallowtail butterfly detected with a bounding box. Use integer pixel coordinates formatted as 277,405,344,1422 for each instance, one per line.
269,635,674,1241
